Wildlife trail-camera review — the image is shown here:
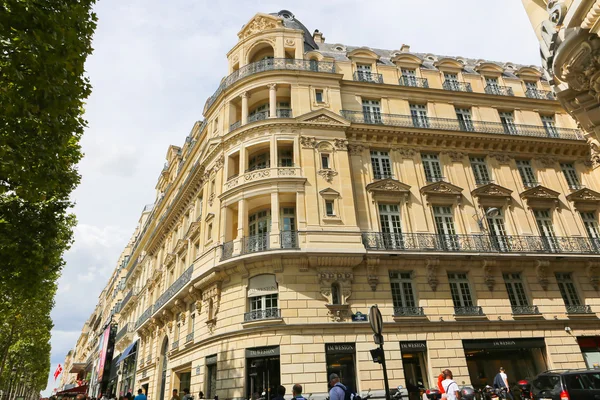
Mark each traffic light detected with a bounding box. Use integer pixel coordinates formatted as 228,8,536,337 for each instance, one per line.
370,348,384,364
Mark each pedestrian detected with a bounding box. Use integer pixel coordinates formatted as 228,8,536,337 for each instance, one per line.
437,370,445,395
441,369,460,400
134,389,147,400
182,389,193,400
198,392,204,400
328,373,347,400
493,367,513,400
171,389,180,400
273,386,286,400
291,384,306,400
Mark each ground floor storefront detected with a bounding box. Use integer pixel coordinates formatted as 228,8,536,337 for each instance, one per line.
134,322,600,400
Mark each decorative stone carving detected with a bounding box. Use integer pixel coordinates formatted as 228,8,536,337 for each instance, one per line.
590,141,600,169
238,16,281,39
536,156,557,168
284,38,295,46
305,115,343,124
366,178,411,202
318,268,354,321
521,185,560,209
334,138,348,150
366,258,380,291
420,181,463,206
489,153,512,165
471,183,513,208
536,260,550,291
482,260,496,291
298,258,309,272
213,155,224,171
426,259,439,291
348,144,365,156
443,151,466,162
300,136,317,148
208,192,215,207
567,187,600,211
318,169,338,182
393,148,416,159
587,261,600,290
272,256,284,273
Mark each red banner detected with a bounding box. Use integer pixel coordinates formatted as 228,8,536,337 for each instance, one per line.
53,364,63,381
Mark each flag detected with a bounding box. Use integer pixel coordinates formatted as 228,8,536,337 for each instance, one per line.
53,364,63,381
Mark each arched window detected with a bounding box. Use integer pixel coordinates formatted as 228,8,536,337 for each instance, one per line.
247,274,279,321
331,283,341,305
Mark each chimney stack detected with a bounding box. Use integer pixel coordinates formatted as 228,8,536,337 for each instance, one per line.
401,44,410,53
313,29,325,44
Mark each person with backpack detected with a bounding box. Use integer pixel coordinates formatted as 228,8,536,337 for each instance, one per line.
441,369,460,400
292,384,306,400
493,367,512,400
329,373,352,400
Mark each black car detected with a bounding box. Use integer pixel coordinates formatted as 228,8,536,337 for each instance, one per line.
531,369,600,400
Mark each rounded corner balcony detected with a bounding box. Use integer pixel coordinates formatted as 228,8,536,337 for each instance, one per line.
204,58,337,114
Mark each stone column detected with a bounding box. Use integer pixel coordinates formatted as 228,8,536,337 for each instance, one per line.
268,83,277,118
241,92,249,125
270,192,280,249
234,198,247,256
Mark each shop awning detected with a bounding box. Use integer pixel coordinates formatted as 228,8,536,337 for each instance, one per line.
69,363,86,374
55,385,88,397
247,274,278,297
116,341,137,364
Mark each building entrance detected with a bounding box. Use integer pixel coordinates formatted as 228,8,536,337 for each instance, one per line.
246,346,280,400
463,338,548,390
325,343,357,393
400,341,429,400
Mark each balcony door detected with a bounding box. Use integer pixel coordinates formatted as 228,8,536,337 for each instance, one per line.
280,207,296,249
456,108,474,132
581,212,600,249
248,210,270,252
485,77,500,94
357,64,372,81
379,204,403,249
401,69,417,86
362,100,381,124
444,73,460,91
448,273,474,310
433,206,459,250
500,111,517,135
486,208,508,251
410,104,429,128
534,210,558,252
248,152,270,172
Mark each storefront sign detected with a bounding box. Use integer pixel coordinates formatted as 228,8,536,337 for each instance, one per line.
206,354,217,365
352,312,368,322
247,275,278,297
326,343,356,354
463,338,546,350
245,346,280,359
400,341,427,352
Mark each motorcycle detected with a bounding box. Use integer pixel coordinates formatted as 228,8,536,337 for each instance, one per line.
359,389,372,400
391,386,405,400
516,379,532,400
458,385,477,400
421,388,442,400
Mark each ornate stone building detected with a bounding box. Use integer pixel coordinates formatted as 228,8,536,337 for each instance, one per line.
69,9,600,400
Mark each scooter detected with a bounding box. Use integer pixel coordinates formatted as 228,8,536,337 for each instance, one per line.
458,385,477,400
391,386,405,400
516,379,532,400
421,388,442,400
359,389,372,400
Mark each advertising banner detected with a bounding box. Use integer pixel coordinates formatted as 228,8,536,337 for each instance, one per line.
96,326,111,382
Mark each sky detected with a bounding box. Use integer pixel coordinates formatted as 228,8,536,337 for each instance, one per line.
43,0,541,395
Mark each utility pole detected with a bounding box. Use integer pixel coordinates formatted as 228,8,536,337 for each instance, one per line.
368,305,390,400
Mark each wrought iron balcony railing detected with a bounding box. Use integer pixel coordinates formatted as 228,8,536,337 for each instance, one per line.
221,240,234,261
354,71,383,84
475,178,493,186
172,340,179,350
426,176,445,183
205,58,336,111
454,306,483,316
362,232,600,254
135,306,153,329
399,76,429,88
185,332,194,344
525,88,556,100
243,233,269,254
120,289,133,311
566,304,593,314
153,265,193,313
248,111,269,123
244,308,281,322
374,173,394,180
511,305,540,315
280,231,298,249
523,180,540,189
393,306,425,317
443,81,472,92
115,323,129,343
340,110,584,141
229,121,241,132
277,108,293,118
485,85,514,96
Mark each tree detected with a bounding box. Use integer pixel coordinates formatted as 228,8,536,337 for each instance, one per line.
0,0,97,392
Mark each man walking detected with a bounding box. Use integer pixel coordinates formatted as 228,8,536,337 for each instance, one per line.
493,367,513,400
134,389,147,400
273,386,286,400
171,389,180,400
292,384,306,400
328,374,347,400
182,389,193,400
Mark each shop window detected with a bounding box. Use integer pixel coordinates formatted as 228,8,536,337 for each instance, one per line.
246,347,280,400
325,343,357,393
400,341,429,397
178,372,191,394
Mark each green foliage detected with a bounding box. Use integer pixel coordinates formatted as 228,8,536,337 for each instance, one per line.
0,0,97,391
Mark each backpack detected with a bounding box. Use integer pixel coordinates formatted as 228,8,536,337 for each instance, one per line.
340,385,358,400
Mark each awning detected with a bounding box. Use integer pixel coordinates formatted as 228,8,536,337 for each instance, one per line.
56,385,88,397
247,274,277,297
69,363,86,374
117,341,137,364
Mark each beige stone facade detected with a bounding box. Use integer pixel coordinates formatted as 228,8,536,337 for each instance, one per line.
62,9,600,400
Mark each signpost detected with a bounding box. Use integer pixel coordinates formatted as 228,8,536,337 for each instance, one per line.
369,305,390,400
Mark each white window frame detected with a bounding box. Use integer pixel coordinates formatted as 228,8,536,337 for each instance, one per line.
410,104,429,128
541,115,558,138
455,108,474,131
447,272,474,308
421,153,443,183
389,271,416,309
516,160,537,188
560,162,581,190
499,111,517,135
362,99,382,124
469,156,491,185
485,76,500,94
433,206,459,250
371,150,393,179
401,68,417,86
378,204,403,249
534,209,558,251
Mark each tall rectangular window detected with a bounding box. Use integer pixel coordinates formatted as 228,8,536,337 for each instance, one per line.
485,77,500,94
356,64,372,80
499,111,517,134
321,154,331,169
516,160,537,188
560,162,581,190
401,69,417,86
389,271,416,313
433,206,459,250
487,208,508,251
362,99,381,124
503,273,529,307
581,212,600,241
315,89,324,103
541,115,558,138
444,72,459,90
455,108,474,131
448,272,474,309
371,150,393,179
421,154,442,183
469,157,491,185
534,209,558,251
555,272,581,306
206,356,217,399
379,204,403,249
410,104,429,128
325,201,335,216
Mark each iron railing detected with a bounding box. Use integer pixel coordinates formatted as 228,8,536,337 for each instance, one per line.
221,241,234,261
374,173,394,180
185,332,194,344
399,76,429,88
393,306,425,317
280,231,298,249
426,176,445,183
525,88,556,100
205,58,336,111
276,108,293,118
454,306,484,316
354,71,383,84
443,81,472,92
568,183,585,190
135,306,153,329
361,232,600,254
511,305,540,315
485,85,514,96
244,308,281,322
566,304,593,314
120,289,133,311
115,323,129,343
475,178,493,186
243,233,269,254
172,340,179,350
229,121,241,132
248,111,269,123
153,265,193,313
340,110,584,141
522,180,540,189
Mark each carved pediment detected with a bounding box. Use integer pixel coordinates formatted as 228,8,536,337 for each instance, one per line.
164,252,176,267
319,187,340,199
297,109,351,127
567,188,600,211
366,178,411,201
472,183,513,208
174,239,187,256
237,14,282,39
520,185,560,209
420,181,463,206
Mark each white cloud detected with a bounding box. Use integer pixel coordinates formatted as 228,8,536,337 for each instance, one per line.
44,0,540,395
